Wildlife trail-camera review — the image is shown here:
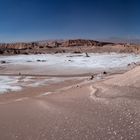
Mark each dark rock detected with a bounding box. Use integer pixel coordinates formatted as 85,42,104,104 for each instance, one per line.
73,51,81,54
103,71,107,74
37,60,46,62
0,50,4,54
23,52,29,55
90,75,94,80
85,52,90,57
1,60,6,64
41,60,46,62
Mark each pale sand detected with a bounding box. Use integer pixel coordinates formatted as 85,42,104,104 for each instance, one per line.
0,67,140,139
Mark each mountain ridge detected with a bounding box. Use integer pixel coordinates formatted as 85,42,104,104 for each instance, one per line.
0,39,140,55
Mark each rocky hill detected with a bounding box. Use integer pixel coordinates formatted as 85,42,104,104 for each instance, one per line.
0,39,140,55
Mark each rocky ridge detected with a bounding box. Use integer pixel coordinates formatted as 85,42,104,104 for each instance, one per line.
0,39,140,55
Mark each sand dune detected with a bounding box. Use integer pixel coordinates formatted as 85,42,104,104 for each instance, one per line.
104,66,140,87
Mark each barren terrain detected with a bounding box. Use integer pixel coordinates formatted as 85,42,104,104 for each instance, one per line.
0,51,140,139
0,37,140,140
0,66,140,139
0,39,140,55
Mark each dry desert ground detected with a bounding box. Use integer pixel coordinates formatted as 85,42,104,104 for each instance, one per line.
0,52,140,140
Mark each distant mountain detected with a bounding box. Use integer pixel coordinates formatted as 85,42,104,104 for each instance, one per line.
0,39,140,55
101,37,140,44
0,39,115,49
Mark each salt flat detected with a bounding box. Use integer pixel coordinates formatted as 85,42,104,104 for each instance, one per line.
0,53,140,94
0,53,140,75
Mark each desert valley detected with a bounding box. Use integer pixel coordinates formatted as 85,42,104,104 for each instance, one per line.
0,39,140,139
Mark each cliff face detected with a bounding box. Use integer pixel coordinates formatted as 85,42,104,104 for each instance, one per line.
0,39,114,49
61,39,114,47
0,39,140,55
62,39,98,47
0,42,38,49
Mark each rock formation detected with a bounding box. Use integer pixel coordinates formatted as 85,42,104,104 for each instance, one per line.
0,39,140,55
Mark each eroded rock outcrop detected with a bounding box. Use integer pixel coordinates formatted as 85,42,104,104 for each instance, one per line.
0,39,140,55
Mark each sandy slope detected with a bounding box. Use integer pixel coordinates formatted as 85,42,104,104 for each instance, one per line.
0,67,140,139
104,66,140,87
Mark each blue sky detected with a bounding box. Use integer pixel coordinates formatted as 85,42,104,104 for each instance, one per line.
0,0,140,42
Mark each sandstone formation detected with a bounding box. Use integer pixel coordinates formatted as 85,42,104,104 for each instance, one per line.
0,39,140,55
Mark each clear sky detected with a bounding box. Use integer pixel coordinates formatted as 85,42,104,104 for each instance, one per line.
0,0,140,42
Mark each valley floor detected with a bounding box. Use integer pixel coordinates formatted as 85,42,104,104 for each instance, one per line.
0,66,140,140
